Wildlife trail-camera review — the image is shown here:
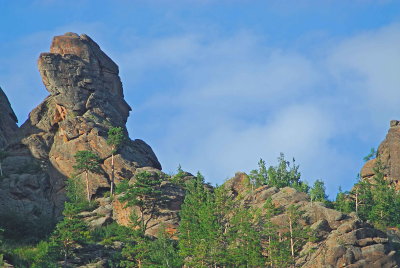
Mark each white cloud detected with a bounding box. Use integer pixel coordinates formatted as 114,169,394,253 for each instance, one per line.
328,23,400,130
122,22,400,197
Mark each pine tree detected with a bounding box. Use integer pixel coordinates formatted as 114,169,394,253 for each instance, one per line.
285,205,311,266
267,153,307,192
213,184,236,265
226,206,264,267
263,198,290,267
107,126,125,195
310,179,328,203
144,226,183,267
334,186,354,213
249,158,268,188
118,171,163,232
368,159,400,227
51,202,90,265
363,147,377,162
73,150,101,201
354,174,373,221
178,172,219,267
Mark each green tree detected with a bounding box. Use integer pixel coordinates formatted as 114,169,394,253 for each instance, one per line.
144,226,183,267
170,164,187,187
363,147,377,162
267,153,304,191
309,179,328,203
226,207,264,267
73,150,101,201
249,158,268,188
334,187,354,213
51,202,90,265
263,198,290,267
285,205,312,266
118,171,163,232
0,150,9,177
107,126,125,195
178,172,220,267
353,175,373,220
119,227,150,268
367,159,400,228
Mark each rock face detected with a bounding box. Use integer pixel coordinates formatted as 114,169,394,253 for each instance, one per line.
0,33,161,223
0,87,18,148
361,120,400,189
224,173,400,268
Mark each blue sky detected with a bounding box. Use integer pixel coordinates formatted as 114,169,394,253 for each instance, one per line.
1,0,400,198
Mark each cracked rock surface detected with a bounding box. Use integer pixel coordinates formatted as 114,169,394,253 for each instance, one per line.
0,32,161,222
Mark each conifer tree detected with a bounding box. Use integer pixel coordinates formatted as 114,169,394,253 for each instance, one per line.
285,205,311,266
249,158,268,188
51,202,90,265
178,172,219,267
368,159,400,227
118,171,163,232
226,206,264,267
354,174,373,220
73,150,101,201
213,184,236,264
263,198,290,267
144,226,183,267
267,153,308,192
310,179,328,203
334,186,354,213
107,126,125,195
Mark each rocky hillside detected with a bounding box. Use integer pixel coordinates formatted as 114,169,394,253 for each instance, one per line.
0,33,399,267
224,173,399,268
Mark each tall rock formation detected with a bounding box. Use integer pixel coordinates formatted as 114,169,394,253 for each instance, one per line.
0,33,161,223
0,87,18,148
361,120,400,188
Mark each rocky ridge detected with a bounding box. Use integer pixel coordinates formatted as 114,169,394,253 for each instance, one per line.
225,172,400,268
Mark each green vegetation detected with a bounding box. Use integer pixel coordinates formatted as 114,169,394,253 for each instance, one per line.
363,147,377,162
178,169,314,267
169,164,187,187
73,150,101,201
249,153,309,193
334,156,400,230
107,126,126,195
310,179,328,204
3,149,400,267
117,171,163,232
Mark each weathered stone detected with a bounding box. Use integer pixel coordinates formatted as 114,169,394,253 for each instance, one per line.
0,33,161,225
223,175,400,268
0,87,18,148
361,120,400,189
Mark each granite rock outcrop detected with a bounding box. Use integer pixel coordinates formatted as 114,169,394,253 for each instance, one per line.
361,120,400,189
0,33,161,223
0,87,18,148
